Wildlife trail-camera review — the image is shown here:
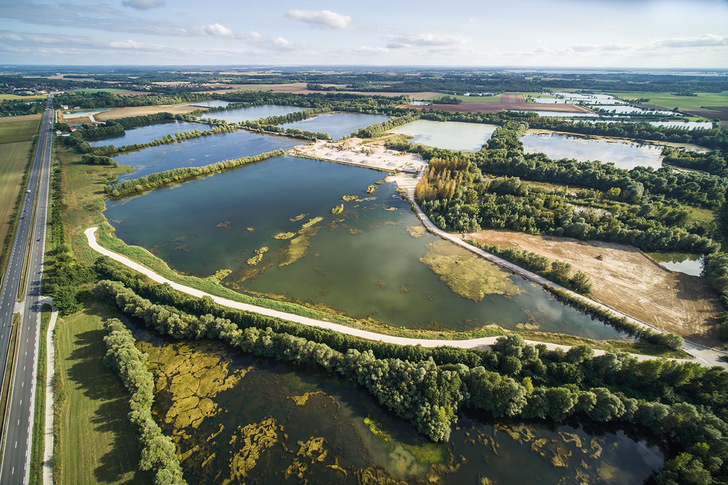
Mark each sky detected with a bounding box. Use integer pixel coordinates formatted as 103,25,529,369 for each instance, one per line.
0,0,727,68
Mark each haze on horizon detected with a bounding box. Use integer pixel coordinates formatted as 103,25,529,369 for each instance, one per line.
0,0,727,69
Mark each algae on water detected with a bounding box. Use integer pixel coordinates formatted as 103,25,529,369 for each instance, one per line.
420,240,521,302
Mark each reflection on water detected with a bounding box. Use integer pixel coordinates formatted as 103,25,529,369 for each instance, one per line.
201,104,305,124
522,131,664,169
112,130,302,181
88,120,202,148
106,155,630,340
136,333,663,484
390,120,498,152
281,112,390,140
647,252,704,276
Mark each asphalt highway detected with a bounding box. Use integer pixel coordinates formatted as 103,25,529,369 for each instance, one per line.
0,95,54,485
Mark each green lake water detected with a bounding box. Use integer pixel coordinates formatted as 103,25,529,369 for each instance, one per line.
390,120,498,152
521,131,664,169
106,155,629,340
136,334,663,484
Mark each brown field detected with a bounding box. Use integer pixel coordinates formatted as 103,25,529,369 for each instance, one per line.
0,141,33,250
680,106,728,128
0,113,42,124
466,229,722,346
94,104,209,121
406,94,591,114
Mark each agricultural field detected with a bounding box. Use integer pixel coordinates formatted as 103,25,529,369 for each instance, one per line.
0,94,47,101
0,117,39,259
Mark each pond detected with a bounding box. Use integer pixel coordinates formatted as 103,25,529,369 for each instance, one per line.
112,130,302,181
87,120,203,147
136,333,664,484
201,104,305,124
649,120,714,130
390,120,498,152
280,113,390,140
182,100,231,108
521,131,664,170
647,252,704,276
105,155,630,341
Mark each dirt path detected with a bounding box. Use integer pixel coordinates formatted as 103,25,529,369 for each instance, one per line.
42,301,57,485
465,230,722,347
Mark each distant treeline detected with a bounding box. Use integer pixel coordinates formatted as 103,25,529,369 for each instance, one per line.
53,91,210,109
104,149,285,197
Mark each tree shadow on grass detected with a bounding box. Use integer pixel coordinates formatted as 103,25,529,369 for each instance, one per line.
64,316,154,484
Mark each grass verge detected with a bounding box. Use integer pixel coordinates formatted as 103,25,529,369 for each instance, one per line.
29,304,51,485
54,297,152,485
0,313,21,459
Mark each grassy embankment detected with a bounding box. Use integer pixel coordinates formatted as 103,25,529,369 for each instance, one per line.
0,118,40,280
54,298,152,485
0,313,21,458
29,304,51,485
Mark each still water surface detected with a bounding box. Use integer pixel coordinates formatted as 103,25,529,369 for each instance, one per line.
136,333,663,484
390,120,498,152
106,155,630,340
112,130,302,181
521,131,664,169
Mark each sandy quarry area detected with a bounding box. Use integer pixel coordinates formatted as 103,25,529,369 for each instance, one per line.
291,138,427,173
466,229,723,346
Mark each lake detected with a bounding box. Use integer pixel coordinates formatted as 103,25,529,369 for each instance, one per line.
88,120,203,147
112,130,302,181
201,104,306,124
136,333,664,484
281,112,390,140
521,131,664,169
647,252,704,276
390,120,498,152
106,155,630,340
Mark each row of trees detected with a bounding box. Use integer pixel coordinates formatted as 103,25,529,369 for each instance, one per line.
105,149,285,197
466,239,593,295
353,113,420,138
92,277,728,483
103,319,187,485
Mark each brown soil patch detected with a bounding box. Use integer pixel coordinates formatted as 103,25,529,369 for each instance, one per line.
465,229,722,346
683,107,728,128
0,113,42,124
94,104,209,121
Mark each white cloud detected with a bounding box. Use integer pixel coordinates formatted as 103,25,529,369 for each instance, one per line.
109,39,163,50
121,0,165,10
197,23,233,37
285,10,351,29
386,33,467,49
354,46,390,55
652,34,728,48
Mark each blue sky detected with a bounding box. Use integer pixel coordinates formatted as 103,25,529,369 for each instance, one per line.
1,0,727,67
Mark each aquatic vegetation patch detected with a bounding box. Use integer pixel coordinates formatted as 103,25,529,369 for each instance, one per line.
301,216,323,229
274,232,296,240
226,417,282,483
342,195,359,201
420,240,522,302
290,213,308,222
406,225,426,238
331,204,344,215
207,268,232,283
247,246,269,266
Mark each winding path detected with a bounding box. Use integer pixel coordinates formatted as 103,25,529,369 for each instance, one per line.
85,227,726,367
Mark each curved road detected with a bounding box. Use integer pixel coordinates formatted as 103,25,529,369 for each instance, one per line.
0,96,53,485
86,226,724,367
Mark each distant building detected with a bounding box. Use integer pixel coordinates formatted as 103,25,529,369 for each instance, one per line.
55,130,61,136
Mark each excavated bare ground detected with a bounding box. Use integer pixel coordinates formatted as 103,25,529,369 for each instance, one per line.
466,229,723,346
